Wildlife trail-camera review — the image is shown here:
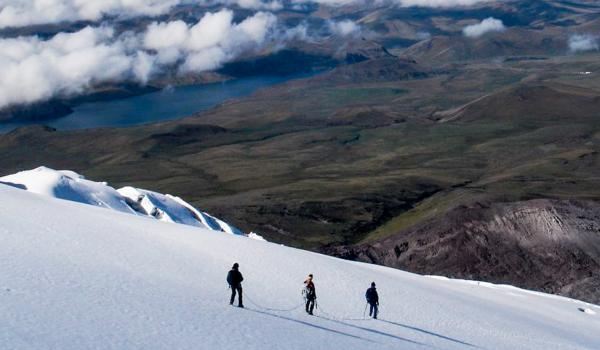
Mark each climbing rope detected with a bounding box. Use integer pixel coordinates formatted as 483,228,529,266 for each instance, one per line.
230,286,374,321
315,300,372,322
243,289,305,313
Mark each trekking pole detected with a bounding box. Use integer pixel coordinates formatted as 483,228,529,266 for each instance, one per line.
363,302,368,319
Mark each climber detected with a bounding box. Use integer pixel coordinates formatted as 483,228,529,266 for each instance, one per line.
227,263,244,308
365,282,379,319
303,274,317,315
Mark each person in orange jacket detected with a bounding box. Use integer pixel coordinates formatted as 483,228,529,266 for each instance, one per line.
303,274,317,315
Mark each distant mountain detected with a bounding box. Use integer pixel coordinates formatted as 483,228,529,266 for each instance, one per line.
401,29,568,65
311,57,427,85
432,83,600,122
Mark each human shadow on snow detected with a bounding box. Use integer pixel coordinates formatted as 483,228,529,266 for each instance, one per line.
243,308,376,343
318,315,427,347
378,319,477,348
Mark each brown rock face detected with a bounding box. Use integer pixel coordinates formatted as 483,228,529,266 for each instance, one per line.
328,199,600,304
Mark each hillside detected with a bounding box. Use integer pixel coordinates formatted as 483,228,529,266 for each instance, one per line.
1,183,599,349
330,198,600,304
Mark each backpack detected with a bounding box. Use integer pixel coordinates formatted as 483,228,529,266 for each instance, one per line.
302,283,316,300
366,287,378,303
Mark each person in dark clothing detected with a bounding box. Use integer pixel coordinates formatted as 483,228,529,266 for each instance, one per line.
365,282,379,319
227,263,244,308
303,274,316,315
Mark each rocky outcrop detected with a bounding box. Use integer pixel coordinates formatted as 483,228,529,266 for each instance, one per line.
328,199,600,304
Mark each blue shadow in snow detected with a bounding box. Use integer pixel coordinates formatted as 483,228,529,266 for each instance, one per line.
243,308,376,344
318,316,427,347
379,319,477,347
0,181,26,190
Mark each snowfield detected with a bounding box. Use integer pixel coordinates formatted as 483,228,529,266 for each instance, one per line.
1,184,599,350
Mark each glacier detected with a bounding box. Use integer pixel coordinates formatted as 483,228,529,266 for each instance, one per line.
0,181,599,349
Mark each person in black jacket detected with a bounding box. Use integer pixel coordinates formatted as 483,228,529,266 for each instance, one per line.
365,282,379,319
227,263,244,308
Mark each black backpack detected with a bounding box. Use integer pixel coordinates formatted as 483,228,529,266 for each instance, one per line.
302,284,316,299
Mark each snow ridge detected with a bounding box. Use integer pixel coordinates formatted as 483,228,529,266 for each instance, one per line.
0,166,263,240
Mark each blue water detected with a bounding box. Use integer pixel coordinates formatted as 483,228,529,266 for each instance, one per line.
0,75,297,133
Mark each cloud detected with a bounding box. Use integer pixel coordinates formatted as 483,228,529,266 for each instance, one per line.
415,31,431,40
0,0,284,28
0,9,283,109
0,0,181,28
292,0,357,5
224,0,283,10
568,34,599,53
463,17,505,38
144,10,278,72
0,0,498,28
0,27,144,107
395,0,493,6
291,0,494,7
327,19,361,37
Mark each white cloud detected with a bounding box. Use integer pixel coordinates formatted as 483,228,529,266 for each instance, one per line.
144,21,189,51
0,0,498,28
415,31,431,40
224,0,283,10
291,0,494,7
0,0,285,28
144,10,278,73
289,0,355,5
0,9,283,108
463,17,505,38
568,34,599,53
395,0,493,6
328,19,361,37
0,27,144,107
0,0,181,28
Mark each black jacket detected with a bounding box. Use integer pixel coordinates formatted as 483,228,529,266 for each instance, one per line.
227,269,244,286
304,281,316,300
365,287,378,304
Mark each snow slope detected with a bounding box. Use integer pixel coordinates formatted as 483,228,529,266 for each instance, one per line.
0,167,134,214
1,184,599,350
0,167,259,239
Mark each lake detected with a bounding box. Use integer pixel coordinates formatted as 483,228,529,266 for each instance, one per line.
0,75,300,133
